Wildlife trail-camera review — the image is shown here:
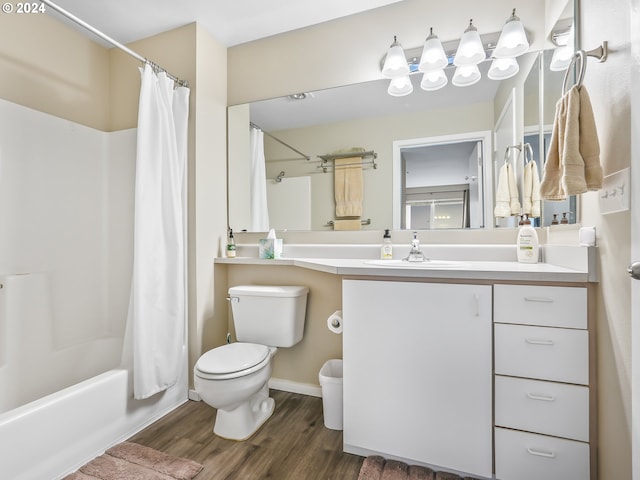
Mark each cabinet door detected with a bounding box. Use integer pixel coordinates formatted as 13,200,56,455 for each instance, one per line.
342,280,492,478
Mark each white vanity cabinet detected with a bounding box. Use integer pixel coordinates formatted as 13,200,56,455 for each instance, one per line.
342,279,493,478
494,284,594,480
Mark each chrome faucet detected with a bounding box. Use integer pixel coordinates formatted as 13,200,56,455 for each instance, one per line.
404,231,426,262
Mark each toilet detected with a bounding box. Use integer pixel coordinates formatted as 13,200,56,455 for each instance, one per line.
194,285,309,440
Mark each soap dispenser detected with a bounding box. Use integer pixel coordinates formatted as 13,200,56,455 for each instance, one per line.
226,228,236,258
381,229,393,259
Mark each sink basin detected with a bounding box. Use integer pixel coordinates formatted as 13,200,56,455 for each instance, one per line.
364,259,471,269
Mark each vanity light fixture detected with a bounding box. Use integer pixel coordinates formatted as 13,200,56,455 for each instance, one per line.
487,57,519,80
493,8,530,58
452,64,481,87
387,75,414,96
418,28,448,72
382,36,410,78
453,20,486,66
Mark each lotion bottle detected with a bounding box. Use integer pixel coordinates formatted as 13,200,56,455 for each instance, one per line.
517,224,539,263
381,229,393,259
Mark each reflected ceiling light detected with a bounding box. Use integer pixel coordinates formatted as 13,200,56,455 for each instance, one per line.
493,9,529,58
387,75,414,96
452,64,481,87
453,20,486,66
488,57,519,80
550,22,575,71
420,69,448,91
382,36,410,78
418,28,448,72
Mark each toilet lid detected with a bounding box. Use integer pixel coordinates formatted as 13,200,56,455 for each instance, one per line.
196,343,270,375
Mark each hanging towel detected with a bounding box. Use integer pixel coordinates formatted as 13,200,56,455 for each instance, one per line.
494,163,521,217
523,160,541,218
332,219,362,231
334,153,364,218
540,85,603,200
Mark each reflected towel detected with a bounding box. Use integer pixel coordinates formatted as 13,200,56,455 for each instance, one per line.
540,85,603,200
523,160,541,218
494,163,520,217
333,219,362,230
335,155,364,217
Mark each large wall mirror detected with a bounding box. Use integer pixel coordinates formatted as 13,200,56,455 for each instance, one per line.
228,1,575,233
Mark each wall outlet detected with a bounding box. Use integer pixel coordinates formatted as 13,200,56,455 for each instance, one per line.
600,167,630,215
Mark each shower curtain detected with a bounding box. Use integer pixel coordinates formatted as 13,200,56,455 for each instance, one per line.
249,126,270,231
128,64,190,400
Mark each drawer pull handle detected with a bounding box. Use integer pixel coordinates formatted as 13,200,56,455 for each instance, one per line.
525,338,555,346
524,296,555,303
527,447,556,459
527,393,556,402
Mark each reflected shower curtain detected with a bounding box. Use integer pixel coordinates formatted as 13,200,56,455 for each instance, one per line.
128,64,190,400
249,126,270,231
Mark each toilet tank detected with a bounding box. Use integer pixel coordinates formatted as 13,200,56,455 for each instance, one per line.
228,285,309,347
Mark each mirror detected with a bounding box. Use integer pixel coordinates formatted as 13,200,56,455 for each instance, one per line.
228,4,575,232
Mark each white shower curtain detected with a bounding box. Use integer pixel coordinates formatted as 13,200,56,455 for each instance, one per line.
128,64,190,400
249,126,270,231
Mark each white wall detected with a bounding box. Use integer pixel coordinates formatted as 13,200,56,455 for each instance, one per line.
0,99,135,412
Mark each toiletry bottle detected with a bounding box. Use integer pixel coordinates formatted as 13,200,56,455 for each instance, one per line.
517,223,539,264
381,229,393,259
226,229,236,258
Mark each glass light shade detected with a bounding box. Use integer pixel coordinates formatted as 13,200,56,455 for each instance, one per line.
387,76,413,96
420,69,448,91
418,28,448,72
382,36,410,78
453,21,486,66
452,64,481,87
550,45,574,71
488,57,519,80
493,10,529,58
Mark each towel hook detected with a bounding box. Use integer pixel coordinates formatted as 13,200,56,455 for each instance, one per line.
562,41,608,95
504,144,522,164
523,143,534,164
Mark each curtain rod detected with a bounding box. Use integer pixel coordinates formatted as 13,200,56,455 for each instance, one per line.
250,122,310,161
39,0,189,87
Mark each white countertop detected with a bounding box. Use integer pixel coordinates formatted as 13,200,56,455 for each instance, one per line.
215,253,595,283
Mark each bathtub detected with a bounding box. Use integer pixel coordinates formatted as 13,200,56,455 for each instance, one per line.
0,367,187,480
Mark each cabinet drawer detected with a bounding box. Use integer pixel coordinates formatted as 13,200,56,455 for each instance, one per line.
495,376,589,441
495,324,589,384
495,427,589,480
494,284,587,329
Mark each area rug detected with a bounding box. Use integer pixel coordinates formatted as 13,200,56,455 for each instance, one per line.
357,456,482,480
63,441,203,480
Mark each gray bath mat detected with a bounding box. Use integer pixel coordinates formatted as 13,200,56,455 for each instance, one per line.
357,455,482,480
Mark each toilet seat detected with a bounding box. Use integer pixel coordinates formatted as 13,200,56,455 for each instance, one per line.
195,343,270,380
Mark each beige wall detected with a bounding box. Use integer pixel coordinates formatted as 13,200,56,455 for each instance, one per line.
580,0,633,478
0,12,110,130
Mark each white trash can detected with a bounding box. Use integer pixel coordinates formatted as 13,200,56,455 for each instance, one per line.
319,359,343,430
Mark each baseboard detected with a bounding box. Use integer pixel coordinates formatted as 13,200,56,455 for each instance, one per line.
188,389,201,401
269,378,322,398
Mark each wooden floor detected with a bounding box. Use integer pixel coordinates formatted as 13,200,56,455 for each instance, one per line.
128,390,364,480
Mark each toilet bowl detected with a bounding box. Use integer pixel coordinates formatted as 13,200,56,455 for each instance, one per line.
194,343,277,440
194,285,308,440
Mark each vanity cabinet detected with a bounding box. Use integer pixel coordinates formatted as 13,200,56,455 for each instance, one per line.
342,279,493,478
494,284,594,480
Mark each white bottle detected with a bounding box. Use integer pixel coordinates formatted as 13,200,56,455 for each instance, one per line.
381,229,393,259
517,224,539,263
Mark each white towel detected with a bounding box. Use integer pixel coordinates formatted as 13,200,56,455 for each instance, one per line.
494,163,520,218
523,160,541,218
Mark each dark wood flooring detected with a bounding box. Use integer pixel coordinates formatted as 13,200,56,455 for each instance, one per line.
128,390,364,480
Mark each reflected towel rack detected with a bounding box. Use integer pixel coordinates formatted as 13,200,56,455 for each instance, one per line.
562,41,608,95
325,218,371,227
317,150,378,173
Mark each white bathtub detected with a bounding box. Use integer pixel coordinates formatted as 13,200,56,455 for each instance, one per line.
0,368,187,480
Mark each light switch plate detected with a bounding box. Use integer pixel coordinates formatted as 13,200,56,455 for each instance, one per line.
600,167,630,215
